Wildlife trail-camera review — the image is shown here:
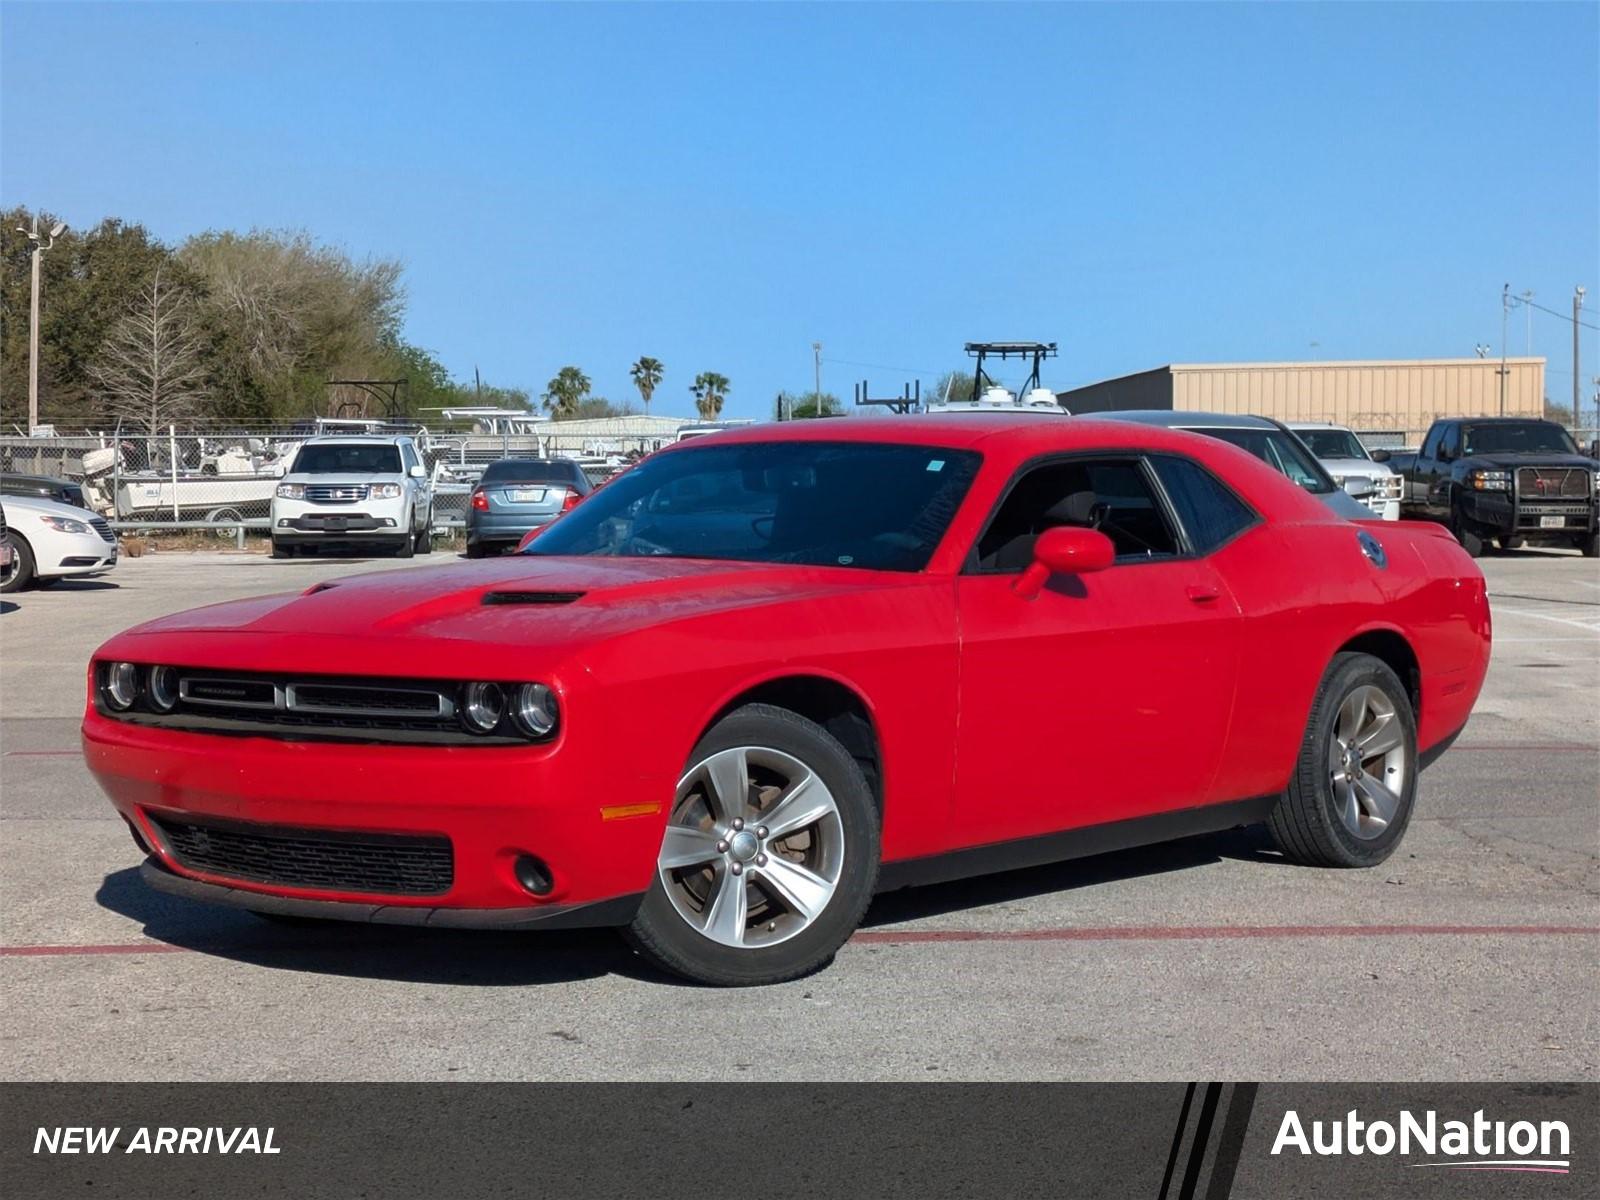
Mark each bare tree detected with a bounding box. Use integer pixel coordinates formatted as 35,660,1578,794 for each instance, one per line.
88,267,210,435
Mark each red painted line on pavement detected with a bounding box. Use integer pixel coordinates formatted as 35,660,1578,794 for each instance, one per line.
3,923,1596,959
2,942,193,958
851,924,1600,945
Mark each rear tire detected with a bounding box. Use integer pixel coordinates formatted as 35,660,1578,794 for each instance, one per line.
1,537,36,592
624,703,880,986
1266,652,1418,868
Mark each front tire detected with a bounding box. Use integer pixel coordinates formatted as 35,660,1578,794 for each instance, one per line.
1266,652,1418,868
1581,530,1598,558
415,522,433,554
625,703,880,986
1,537,36,593
270,538,292,559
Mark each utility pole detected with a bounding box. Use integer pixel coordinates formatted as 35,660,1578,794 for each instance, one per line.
1575,286,1586,430
1499,283,1510,416
812,342,822,418
1522,290,1534,355
14,217,66,434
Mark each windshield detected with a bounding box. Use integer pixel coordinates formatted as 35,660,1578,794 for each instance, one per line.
1462,423,1578,456
1185,427,1335,494
525,440,982,571
1295,429,1370,461
292,443,402,474
482,459,582,485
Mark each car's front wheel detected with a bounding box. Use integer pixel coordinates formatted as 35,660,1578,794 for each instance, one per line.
0,537,35,593
625,703,880,986
1266,652,1418,867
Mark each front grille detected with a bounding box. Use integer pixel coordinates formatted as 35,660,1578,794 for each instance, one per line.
304,484,369,504
89,516,116,543
96,666,545,746
150,813,453,896
1516,468,1589,499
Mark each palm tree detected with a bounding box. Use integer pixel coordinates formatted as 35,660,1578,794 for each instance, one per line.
691,371,730,420
629,357,664,414
542,366,591,419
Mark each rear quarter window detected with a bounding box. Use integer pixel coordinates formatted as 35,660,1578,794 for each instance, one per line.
1148,455,1258,555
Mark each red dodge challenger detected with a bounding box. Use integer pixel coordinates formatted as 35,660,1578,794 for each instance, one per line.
84,416,1490,985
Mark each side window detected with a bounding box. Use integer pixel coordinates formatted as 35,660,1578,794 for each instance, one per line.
1148,456,1258,555
975,458,1179,572
402,443,421,472
1421,425,1444,459
1439,424,1461,460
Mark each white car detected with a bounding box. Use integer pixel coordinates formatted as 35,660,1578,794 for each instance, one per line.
1286,422,1403,520
271,435,434,558
0,492,119,593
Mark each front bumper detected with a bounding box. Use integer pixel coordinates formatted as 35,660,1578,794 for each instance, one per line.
272,496,408,541
138,858,641,928
84,710,666,917
1459,492,1596,535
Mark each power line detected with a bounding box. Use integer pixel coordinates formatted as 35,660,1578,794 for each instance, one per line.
1512,293,1599,332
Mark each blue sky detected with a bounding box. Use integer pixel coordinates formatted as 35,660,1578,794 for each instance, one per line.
3,2,1596,418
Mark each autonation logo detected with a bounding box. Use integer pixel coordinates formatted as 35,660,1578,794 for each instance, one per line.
1272,1107,1571,1174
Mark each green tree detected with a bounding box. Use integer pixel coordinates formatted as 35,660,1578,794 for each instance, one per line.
565,397,641,421
629,356,664,414
776,390,843,420
1,209,172,429
542,366,591,418
690,371,730,419
926,370,983,406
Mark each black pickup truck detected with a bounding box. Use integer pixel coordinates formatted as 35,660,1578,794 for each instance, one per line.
1376,417,1598,557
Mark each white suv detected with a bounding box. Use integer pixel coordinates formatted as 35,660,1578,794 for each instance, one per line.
271,436,434,558
1286,422,1403,521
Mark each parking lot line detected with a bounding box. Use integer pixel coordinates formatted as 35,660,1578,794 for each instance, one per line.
6,923,1597,959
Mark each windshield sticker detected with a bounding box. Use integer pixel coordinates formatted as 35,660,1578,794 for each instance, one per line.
927,460,945,472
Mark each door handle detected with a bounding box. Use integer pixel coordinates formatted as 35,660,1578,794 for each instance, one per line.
1185,585,1220,603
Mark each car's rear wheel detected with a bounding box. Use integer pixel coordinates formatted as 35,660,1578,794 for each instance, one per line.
624,703,880,986
1,537,35,592
465,539,486,559
1266,652,1417,867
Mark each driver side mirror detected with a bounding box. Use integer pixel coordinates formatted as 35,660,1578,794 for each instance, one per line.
1014,525,1116,601
408,464,427,479
1369,449,1391,463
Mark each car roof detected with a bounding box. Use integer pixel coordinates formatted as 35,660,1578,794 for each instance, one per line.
1283,421,1352,431
1,472,79,487
659,412,1287,459
298,434,412,445
1098,410,1279,430
0,491,99,519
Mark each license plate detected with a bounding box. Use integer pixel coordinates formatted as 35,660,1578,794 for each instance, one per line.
1539,515,1565,529
509,489,546,503
325,518,347,531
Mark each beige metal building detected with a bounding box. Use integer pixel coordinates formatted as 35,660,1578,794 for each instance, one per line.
1058,358,1546,445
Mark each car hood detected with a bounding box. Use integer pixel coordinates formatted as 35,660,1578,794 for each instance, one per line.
280,472,409,487
1317,458,1395,478
1459,452,1599,471
111,556,916,658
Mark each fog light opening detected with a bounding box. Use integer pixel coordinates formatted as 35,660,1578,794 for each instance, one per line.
514,854,554,897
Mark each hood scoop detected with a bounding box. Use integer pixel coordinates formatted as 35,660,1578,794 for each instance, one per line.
480,590,586,606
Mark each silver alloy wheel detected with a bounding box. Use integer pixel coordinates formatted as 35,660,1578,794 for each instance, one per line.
658,745,845,949
1327,684,1408,840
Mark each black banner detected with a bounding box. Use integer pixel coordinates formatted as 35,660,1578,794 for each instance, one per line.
3,1083,1593,1198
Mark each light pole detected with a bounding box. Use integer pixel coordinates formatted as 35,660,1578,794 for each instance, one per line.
1574,286,1586,431
1499,283,1509,416
811,342,822,418
15,218,67,434
1521,289,1534,355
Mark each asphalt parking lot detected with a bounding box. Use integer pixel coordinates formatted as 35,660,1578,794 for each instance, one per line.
2,547,1596,1081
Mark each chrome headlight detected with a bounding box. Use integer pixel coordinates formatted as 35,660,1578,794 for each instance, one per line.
373,483,403,499
275,483,304,500
461,682,505,734
102,662,142,710
40,514,90,534
1468,470,1510,491
510,683,559,738
148,665,180,712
